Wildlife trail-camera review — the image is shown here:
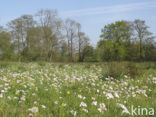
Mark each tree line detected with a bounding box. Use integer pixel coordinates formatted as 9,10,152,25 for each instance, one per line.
0,9,156,62
98,20,156,61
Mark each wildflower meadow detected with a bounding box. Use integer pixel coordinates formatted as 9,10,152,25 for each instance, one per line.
0,62,155,116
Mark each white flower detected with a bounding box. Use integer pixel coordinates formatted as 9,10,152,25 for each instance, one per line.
132,92,136,97
17,80,21,83
82,108,88,113
105,93,114,99
78,95,86,100
80,102,87,107
91,97,95,100
78,95,83,99
91,101,97,106
45,89,48,91
98,103,107,113
41,105,46,109
114,92,119,98
83,96,86,100
59,97,63,99
34,101,37,105
5,83,9,86
61,103,67,107
14,96,18,99
28,107,38,113
1,90,4,93
32,93,36,96
70,110,77,117
8,96,11,100
97,89,100,93
21,95,25,101
54,101,58,104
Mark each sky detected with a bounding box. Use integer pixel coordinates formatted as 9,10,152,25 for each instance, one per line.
0,0,156,46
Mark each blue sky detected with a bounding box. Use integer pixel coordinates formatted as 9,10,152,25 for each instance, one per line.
0,0,156,45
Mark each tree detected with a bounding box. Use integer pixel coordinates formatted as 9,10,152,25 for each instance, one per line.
22,27,42,61
0,28,14,60
7,15,35,61
20,15,36,50
64,19,78,62
81,45,97,62
8,18,23,61
60,41,68,62
100,20,133,61
97,40,114,61
134,19,155,61
36,9,62,61
76,23,89,61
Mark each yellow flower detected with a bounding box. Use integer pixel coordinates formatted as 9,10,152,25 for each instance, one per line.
61,103,67,107
66,91,70,95
9,82,13,86
15,92,19,95
0,107,3,111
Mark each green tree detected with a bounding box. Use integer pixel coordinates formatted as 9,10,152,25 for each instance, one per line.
99,21,133,61
81,45,97,62
0,29,14,60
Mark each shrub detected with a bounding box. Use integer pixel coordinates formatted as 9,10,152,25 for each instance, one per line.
100,62,140,80
100,62,127,80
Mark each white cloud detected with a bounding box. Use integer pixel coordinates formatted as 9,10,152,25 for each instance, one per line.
61,2,156,17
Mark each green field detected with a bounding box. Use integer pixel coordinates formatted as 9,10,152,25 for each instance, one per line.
0,62,156,117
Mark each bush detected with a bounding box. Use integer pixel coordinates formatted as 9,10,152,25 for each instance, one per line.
100,62,140,80
100,62,127,80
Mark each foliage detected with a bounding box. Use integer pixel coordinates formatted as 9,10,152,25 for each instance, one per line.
0,10,155,62
81,46,97,62
98,20,156,61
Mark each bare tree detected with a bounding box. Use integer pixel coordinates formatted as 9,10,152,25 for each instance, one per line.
134,19,155,60
76,23,89,61
36,9,62,61
20,15,35,49
64,19,77,62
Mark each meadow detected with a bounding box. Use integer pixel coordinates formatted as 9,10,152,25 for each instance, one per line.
0,62,155,117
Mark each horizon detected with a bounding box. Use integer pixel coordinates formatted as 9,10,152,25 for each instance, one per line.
0,0,156,46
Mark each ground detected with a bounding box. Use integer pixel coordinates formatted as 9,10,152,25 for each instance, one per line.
0,62,155,117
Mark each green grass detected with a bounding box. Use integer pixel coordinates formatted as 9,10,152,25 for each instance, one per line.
0,62,155,117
